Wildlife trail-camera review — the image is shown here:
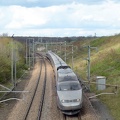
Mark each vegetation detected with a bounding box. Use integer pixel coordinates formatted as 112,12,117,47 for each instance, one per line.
0,35,120,119
0,37,26,86
69,35,120,120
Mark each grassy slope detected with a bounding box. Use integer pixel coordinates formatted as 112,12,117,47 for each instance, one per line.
72,35,120,120
0,37,26,86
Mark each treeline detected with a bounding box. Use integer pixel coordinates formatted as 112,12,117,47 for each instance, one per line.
15,36,95,43
0,37,26,84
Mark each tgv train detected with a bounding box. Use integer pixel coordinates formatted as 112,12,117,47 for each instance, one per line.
46,51,83,115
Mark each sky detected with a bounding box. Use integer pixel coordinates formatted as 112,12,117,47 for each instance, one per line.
0,0,120,37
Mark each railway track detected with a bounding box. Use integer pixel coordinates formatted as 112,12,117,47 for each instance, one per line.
37,56,47,120
63,113,81,120
24,54,47,120
62,99,98,120
4,53,99,120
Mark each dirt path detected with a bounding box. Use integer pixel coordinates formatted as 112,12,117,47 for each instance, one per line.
86,93,114,120
0,71,31,120
0,58,40,120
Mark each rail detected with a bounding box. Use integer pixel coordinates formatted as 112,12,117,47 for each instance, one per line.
24,54,43,120
37,56,47,120
24,53,47,120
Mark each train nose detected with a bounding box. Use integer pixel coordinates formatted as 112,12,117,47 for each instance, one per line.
62,110,80,115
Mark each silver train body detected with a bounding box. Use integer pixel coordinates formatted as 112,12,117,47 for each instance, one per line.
46,51,83,115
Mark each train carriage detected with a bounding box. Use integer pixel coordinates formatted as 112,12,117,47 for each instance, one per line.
46,51,83,115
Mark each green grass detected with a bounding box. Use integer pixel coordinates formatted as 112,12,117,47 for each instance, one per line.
68,36,120,120
90,37,107,47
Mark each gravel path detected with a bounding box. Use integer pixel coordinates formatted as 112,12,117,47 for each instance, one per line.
26,59,45,120
7,58,41,120
80,93,99,120
0,69,32,120
87,93,114,120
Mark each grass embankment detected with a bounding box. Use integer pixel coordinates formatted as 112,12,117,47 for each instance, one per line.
72,35,120,120
0,37,27,96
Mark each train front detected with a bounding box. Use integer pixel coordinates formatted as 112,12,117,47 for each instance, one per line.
57,81,83,115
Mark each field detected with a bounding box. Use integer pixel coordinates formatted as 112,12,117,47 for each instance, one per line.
71,35,120,120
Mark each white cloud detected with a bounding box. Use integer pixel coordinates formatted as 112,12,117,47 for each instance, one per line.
5,6,50,29
1,1,120,36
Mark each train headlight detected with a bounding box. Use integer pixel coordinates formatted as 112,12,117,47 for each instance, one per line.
76,99,80,102
61,100,65,103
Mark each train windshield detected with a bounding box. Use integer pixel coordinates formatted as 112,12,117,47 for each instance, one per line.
58,76,78,82
57,82,81,91
58,69,73,73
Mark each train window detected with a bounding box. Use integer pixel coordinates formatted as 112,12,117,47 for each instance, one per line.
58,68,73,73
71,83,81,90
58,76,78,82
63,76,78,81
57,66,71,71
57,82,81,91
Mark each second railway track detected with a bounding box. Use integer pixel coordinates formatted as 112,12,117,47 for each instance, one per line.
24,54,47,120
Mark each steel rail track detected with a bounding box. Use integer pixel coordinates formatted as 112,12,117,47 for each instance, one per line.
63,114,82,120
78,113,82,120
24,54,45,120
37,56,47,120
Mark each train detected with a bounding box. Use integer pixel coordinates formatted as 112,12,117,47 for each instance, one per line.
46,51,83,115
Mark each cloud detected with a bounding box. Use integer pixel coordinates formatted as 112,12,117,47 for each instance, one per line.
1,1,120,36
4,6,50,29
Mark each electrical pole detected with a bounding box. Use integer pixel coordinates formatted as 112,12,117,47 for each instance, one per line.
64,41,66,62
11,36,14,86
72,45,74,69
84,44,98,90
41,37,42,43
46,42,48,53
33,39,35,67
60,43,62,57
88,45,91,84
29,39,30,69
14,42,17,89
26,39,28,65
11,34,17,89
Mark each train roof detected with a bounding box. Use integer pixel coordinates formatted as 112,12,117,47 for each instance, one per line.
47,51,67,67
